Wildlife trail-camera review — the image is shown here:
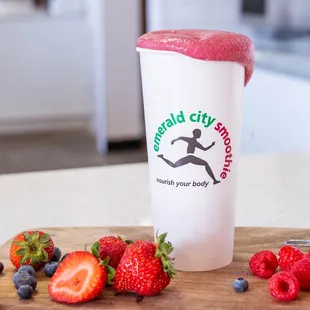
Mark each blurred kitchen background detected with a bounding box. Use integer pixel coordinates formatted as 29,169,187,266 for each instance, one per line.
0,0,309,174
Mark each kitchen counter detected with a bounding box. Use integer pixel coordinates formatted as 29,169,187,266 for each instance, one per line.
0,152,309,245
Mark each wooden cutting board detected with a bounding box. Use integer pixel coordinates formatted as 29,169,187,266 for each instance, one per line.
1,226,310,310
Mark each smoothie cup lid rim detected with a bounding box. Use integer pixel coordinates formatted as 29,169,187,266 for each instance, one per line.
136,47,245,69
136,47,178,55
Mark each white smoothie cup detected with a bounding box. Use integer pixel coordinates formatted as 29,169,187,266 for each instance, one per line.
137,47,245,272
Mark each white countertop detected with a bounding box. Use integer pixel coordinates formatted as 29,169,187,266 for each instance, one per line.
1,152,310,245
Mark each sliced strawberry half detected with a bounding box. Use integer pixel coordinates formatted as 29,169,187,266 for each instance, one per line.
48,251,106,304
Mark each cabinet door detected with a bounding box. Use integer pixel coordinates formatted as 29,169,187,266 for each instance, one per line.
0,19,92,121
241,68,310,154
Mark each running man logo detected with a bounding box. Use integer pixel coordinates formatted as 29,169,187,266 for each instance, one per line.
153,110,234,183
157,128,221,185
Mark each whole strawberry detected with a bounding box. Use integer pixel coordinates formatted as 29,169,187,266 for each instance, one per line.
10,231,54,270
278,245,304,272
114,232,176,298
91,236,128,269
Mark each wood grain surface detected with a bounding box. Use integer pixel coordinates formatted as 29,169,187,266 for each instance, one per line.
1,226,310,309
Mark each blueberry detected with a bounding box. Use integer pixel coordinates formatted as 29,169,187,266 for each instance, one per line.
0,261,4,274
61,253,69,262
13,271,37,290
13,271,26,286
51,247,62,262
233,277,249,293
18,265,35,277
44,262,59,277
17,285,33,299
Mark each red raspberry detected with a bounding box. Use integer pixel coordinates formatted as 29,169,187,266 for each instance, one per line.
278,245,304,272
268,271,300,301
291,257,310,290
304,251,310,259
249,250,278,279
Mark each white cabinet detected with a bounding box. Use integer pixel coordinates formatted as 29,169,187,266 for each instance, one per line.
86,0,143,151
0,0,144,145
0,17,92,125
241,68,310,154
92,0,143,142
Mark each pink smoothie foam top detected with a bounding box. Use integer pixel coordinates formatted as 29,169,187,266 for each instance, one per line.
137,29,255,86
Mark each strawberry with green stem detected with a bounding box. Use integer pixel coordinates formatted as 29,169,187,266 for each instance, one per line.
9,231,55,270
114,232,176,300
91,235,131,284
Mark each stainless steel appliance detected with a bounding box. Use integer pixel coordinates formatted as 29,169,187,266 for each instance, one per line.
240,0,310,35
240,0,310,40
